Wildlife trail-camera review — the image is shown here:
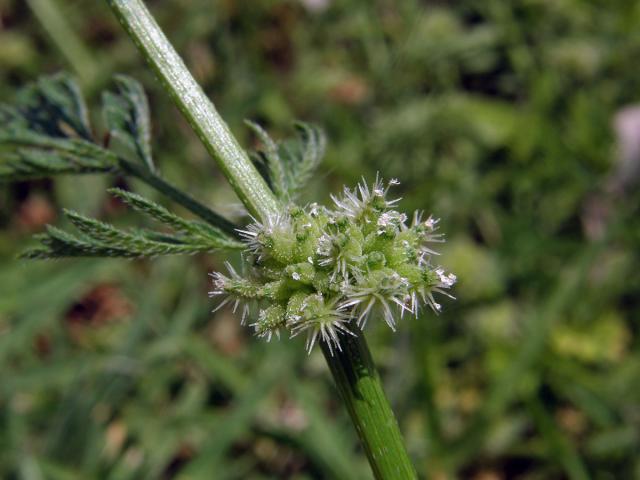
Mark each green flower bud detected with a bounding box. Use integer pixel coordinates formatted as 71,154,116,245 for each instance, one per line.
210,177,456,354
251,304,286,341
285,262,316,285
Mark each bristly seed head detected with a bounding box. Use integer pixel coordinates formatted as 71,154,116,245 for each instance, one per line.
209,176,456,354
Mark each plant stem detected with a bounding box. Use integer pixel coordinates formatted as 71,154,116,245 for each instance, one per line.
322,330,417,479
106,0,279,221
119,159,238,237
105,1,416,477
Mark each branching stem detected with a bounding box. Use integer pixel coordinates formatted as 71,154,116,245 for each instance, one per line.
107,0,279,221
105,1,416,477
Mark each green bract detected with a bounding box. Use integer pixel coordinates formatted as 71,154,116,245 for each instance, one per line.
210,177,456,353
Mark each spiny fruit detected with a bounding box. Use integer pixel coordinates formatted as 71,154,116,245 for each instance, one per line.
210,177,456,354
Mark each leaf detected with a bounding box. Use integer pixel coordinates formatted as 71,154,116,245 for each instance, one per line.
245,120,288,199
285,122,326,198
102,75,154,171
1,73,235,239
17,72,92,140
22,225,134,259
246,121,326,202
0,73,156,182
21,221,208,259
0,73,118,181
0,144,118,181
20,191,244,260
107,188,244,250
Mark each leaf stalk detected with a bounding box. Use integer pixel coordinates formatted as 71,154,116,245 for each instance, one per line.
119,159,238,237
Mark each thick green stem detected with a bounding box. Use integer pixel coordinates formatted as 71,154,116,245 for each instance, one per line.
105,1,416,477
322,330,417,479
106,0,279,221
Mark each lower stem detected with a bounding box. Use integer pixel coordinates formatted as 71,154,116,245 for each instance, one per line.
321,329,417,480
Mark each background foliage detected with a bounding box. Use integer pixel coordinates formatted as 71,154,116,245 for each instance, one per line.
1,0,639,478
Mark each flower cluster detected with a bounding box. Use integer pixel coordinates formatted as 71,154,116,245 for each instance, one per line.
209,177,456,354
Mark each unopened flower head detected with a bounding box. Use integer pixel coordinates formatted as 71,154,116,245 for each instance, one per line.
209,177,456,354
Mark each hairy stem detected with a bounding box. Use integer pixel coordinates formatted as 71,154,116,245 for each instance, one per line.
105,1,415,477
106,0,279,221
322,330,417,479
120,159,238,237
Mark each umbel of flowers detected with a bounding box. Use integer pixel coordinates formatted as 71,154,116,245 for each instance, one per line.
210,177,456,354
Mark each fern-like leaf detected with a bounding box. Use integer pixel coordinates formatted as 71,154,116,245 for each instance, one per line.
245,120,288,200
0,73,119,181
1,72,236,238
20,188,244,259
286,122,326,198
246,121,326,202
103,75,155,171
21,217,236,259
16,72,92,140
108,188,243,250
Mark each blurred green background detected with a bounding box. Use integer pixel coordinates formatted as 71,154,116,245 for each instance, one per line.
1,0,640,478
